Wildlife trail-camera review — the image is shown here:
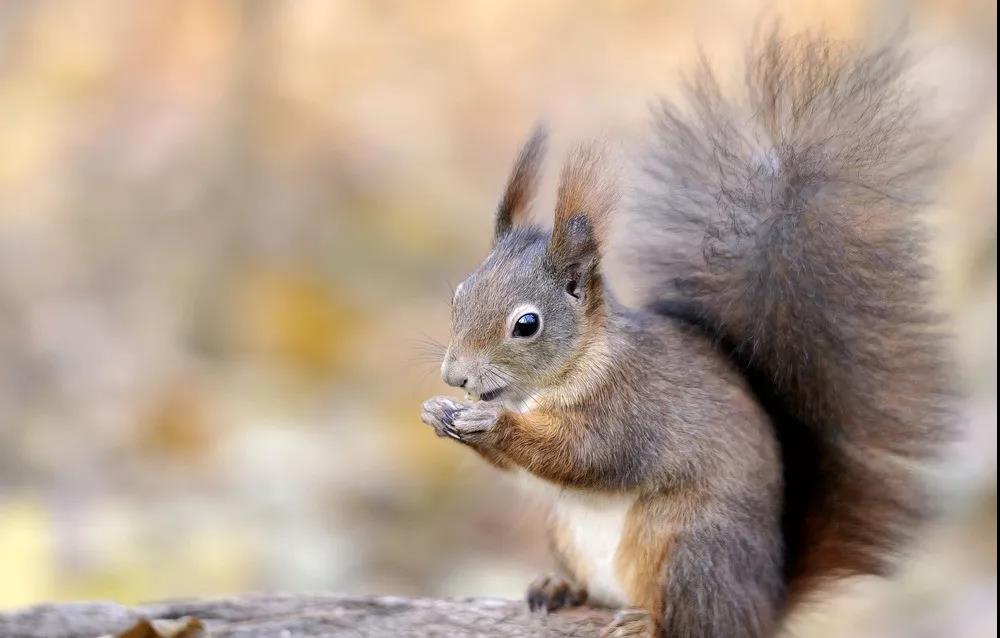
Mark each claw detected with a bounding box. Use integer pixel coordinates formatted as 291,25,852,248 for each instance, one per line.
441,404,459,425
599,608,655,638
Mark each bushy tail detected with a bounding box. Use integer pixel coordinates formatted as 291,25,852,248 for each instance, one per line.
629,30,952,604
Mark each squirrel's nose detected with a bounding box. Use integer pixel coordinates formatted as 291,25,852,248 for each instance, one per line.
443,369,468,389
441,359,469,389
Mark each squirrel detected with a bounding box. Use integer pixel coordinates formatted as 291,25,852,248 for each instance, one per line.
420,29,951,638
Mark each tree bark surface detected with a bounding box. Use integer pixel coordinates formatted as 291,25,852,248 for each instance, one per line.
0,594,616,637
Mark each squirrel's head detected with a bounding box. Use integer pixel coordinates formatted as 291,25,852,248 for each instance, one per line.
441,126,616,405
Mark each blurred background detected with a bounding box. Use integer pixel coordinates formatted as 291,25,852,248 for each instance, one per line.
0,1,994,636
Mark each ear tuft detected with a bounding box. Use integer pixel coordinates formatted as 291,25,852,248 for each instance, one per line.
548,143,618,268
494,124,548,243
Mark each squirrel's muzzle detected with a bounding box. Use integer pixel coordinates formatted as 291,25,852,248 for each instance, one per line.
441,356,469,389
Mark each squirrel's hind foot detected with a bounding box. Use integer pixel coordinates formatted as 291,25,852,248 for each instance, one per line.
599,608,657,638
526,574,587,613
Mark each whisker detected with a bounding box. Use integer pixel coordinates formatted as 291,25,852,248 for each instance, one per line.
405,332,449,372
482,365,536,403
407,333,448,355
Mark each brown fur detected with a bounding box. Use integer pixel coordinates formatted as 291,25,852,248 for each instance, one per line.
615,496,678,623
549,144,617,261
493,409,593,485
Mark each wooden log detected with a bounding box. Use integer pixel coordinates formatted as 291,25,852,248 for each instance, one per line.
0,594,616,637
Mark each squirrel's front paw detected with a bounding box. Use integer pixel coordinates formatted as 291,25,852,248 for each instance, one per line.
421,397,503,446
420,396,468,440
450,401,503,444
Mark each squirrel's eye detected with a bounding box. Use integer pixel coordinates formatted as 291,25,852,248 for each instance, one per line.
512,312,540,338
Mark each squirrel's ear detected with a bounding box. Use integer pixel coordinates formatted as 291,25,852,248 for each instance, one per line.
546,143,617,296
494,124,548,244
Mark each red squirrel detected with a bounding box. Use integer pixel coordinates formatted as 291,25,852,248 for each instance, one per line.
420,30,950,637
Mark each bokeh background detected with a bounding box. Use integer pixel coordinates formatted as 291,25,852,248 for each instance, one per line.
0,1,995,636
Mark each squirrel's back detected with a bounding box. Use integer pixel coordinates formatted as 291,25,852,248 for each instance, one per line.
627,29,953,604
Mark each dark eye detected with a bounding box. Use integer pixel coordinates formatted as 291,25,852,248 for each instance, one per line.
512,312,540,338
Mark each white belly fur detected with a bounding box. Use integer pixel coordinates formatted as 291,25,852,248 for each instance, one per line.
513,469,636,607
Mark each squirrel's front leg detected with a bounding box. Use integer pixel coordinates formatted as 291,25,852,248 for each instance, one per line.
422,399,627,488
489,409,617,487
428,402,587,485
438,404,629,488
